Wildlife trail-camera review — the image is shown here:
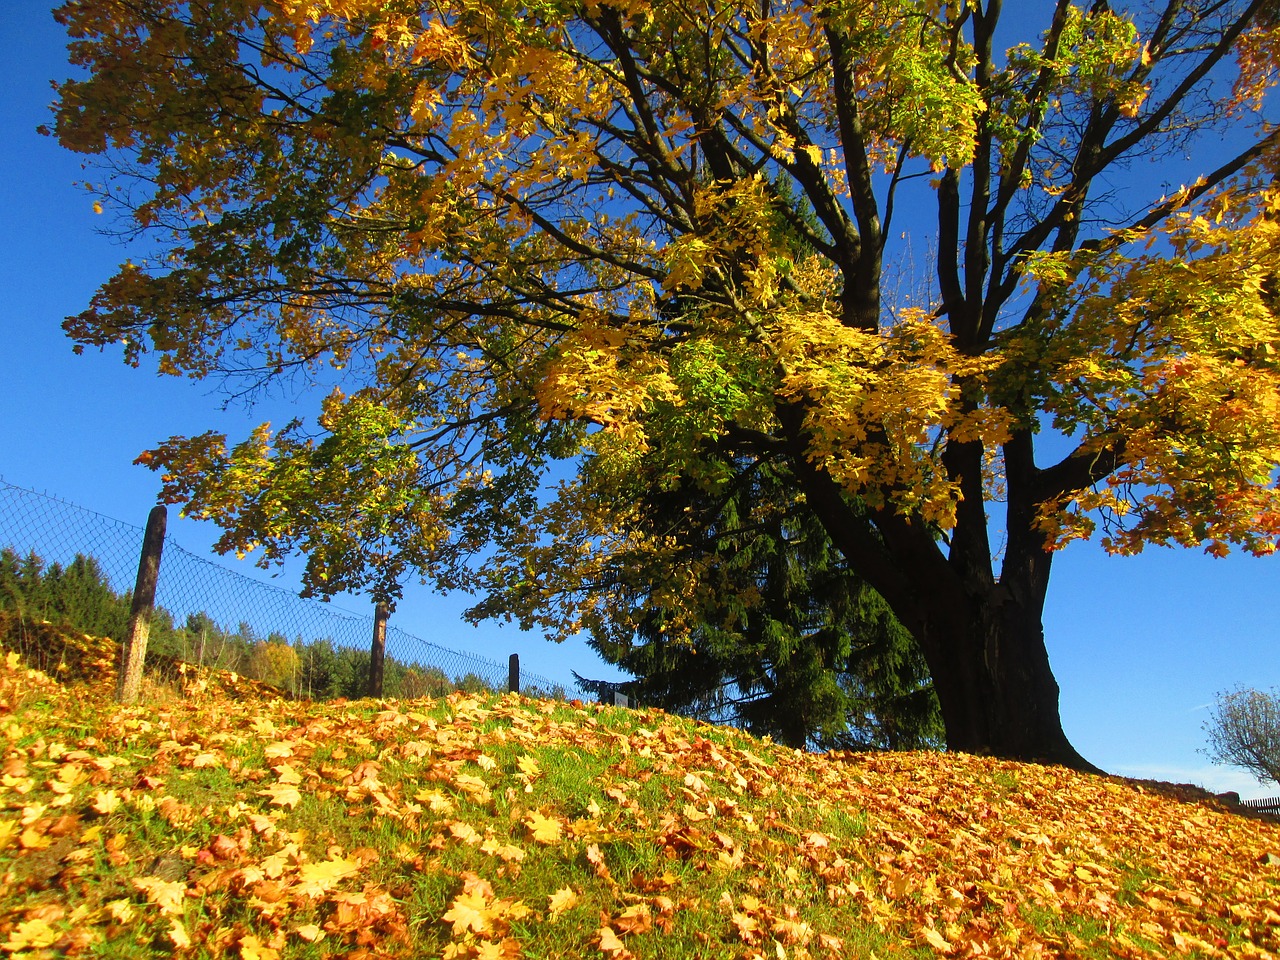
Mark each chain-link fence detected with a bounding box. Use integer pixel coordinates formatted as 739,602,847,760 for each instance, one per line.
0,476,572,700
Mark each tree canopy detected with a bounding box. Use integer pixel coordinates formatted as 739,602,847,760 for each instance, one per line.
52,0,1280,766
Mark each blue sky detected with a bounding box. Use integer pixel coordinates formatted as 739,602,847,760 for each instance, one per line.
2,4,1278,796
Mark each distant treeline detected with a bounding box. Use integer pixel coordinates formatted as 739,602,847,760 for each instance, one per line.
0,547,548,701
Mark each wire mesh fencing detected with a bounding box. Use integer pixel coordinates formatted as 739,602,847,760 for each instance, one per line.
0,476,572,701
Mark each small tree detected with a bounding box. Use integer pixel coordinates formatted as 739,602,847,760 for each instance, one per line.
1203,687,1280,786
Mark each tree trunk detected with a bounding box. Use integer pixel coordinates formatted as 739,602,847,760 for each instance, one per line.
782,412,1098,771
917,582,1098,771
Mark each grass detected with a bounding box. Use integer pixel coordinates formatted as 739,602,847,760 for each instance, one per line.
2,623,1280,959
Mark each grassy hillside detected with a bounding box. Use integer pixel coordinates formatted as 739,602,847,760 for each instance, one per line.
1,624,1278,959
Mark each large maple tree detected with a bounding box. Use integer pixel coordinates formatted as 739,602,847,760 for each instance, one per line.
52,0,1280,768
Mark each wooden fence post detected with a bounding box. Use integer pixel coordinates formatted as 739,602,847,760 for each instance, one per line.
117,504,167,705
368,601,389,698
508,653,520,694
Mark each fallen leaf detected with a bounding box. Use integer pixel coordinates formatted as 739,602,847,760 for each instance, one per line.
258,782,302,809
919,927,951,952
442,891,491,936
238,933,280,960
295,855,360,897
448,821,482,845
2,918,59,952
19,826,52,850
133,876,188,916
294,924,324,943
597,925,630,958
516,755,541,778
526,811,563,844
586,843,612,881
615,903,652,935
168,919,192,950
548,886,579,919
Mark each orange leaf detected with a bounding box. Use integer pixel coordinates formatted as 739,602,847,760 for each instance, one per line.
442,891,490,936
615,904,652,935
919,927,952,953
257,782,301,809
597,925,631,958
586,842,612,880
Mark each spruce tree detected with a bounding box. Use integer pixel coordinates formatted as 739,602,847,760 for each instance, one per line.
588,460,943,750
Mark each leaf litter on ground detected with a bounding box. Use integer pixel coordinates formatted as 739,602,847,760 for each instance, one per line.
1,625,1279,959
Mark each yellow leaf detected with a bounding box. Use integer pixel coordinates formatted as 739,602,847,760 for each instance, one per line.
106,899,136,922
597,925,628,957
415,789,454,813
238,933,280,960
586,842,612,880
448,821,482,845
548,886,579,919
525,811,563,844
293,924,324,943
247,814,276,836
516,755,541,778
133,876,188,916
168,919,191,950
2,918,60,952
919,927,951,952
454,773,489,796
91,789,121,814
258,782,301,809
19,826,52,850
732,912,760,943
480,837,525,862
818,932,844,953
295,855,360,897
442,891,490,936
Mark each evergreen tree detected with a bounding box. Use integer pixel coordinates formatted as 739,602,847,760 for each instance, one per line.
0,548,131,639
588,461,943,750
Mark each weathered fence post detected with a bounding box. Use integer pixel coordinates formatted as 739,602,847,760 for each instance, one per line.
368,601,389,698
117,504,167,705
508,653,520,695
